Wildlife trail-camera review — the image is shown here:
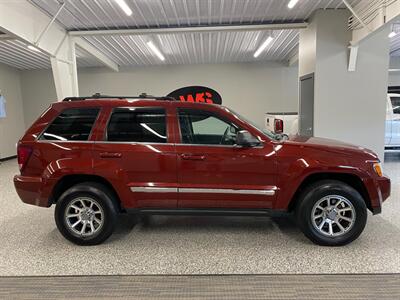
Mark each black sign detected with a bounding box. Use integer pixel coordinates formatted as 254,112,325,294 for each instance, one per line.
167,86,222,105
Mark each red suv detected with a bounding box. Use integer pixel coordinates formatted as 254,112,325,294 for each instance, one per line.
14,95,390,246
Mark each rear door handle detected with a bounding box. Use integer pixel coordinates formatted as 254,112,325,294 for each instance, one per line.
181,154,206,161
100,152,122,158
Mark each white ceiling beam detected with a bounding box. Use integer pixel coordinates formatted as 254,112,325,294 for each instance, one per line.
0,0,69,61
0,0,118,72
0,34,14,41
344,0,400,46
69,22,309,37
73,38,119,72
288,53,299,67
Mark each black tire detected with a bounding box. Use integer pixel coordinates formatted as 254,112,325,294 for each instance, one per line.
55,182,118,246
295,180,367,246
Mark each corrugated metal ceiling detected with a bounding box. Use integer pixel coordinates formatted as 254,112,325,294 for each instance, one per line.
29,0,358,30
1,0,365,69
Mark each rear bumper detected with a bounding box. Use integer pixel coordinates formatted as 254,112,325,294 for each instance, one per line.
370,175,391,215
13,175,52,207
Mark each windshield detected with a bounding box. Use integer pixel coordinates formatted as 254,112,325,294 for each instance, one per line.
223,107,278,140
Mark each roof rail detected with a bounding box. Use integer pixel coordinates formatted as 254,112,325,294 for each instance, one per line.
62,92,176,102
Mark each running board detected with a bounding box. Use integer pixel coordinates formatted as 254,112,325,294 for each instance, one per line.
127,208,281,216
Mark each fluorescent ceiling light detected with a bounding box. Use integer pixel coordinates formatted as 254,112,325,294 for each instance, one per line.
115,0,132,16
147,41,165,61
253,36,274,58
27,45,41,52
389,31,397,38
288,0,299,9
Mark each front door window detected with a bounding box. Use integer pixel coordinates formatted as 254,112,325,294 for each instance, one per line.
178,109,240,145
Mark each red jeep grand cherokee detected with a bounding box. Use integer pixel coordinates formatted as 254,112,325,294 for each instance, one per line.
14,95,390,246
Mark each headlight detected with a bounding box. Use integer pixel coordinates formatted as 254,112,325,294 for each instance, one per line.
373,162,383,177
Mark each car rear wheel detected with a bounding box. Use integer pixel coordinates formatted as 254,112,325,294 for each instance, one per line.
295,180,367,246
55,182,118,245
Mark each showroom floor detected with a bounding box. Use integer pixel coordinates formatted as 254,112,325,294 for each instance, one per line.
1,154,399,276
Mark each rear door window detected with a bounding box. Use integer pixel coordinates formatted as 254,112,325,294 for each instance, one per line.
106,108,167,143
40,108,99,141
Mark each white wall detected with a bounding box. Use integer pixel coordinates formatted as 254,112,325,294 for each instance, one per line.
20,62,299,129
20,69,57,127
0,63,25,158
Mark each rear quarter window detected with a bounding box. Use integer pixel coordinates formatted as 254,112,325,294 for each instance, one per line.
40,108,100,141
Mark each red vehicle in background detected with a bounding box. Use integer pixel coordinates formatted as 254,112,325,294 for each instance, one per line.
14,94,390,246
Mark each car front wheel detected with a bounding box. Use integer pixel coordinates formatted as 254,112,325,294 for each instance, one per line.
55,182,118,246
295,180,367,246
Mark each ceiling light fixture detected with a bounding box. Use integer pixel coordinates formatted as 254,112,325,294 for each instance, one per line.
288,0,299,9
389,31,397,38
254,36,274,58
147,41,165,61
27,45,41,52
115,0,132,16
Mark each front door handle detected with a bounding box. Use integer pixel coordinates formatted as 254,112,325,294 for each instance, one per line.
181,154,206,161
100,152,122,158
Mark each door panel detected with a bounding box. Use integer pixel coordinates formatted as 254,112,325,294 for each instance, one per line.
385,99,392,146
299,73,314,137
175,108,276,209
389,96,400,145
176,144,276,208
391,117,400,145
93,106,177,209
93,143,177,208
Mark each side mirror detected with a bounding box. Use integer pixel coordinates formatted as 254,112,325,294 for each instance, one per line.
236,130,261,147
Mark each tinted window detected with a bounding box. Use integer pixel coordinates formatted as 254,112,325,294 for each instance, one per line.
178,109,240,145
107,108,167,143
40,108,99,141
391,97,400,114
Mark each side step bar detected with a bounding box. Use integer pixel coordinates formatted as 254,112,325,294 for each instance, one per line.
127,208,284,217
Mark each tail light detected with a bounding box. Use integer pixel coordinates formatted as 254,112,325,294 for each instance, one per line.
17,145,32,171
274,119,284,134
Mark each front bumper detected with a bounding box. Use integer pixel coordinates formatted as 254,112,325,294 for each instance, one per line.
13,175,52,207
370,175,391,215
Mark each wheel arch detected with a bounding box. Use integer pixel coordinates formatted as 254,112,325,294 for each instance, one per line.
49,174,124,212
287,172,372,212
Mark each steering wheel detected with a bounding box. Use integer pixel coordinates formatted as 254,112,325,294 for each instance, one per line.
220,126,230,145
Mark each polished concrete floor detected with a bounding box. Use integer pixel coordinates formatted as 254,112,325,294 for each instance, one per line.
0,155,400,276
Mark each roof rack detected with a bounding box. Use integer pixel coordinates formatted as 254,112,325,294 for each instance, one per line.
62,92,176,102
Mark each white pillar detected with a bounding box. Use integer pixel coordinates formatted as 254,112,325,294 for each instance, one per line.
50,37,79,100
298,9,390,161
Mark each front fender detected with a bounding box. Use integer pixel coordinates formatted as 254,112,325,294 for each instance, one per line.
273,155,370,210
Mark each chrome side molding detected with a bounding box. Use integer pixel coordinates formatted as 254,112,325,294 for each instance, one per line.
130,186,276,196
130,187,178,193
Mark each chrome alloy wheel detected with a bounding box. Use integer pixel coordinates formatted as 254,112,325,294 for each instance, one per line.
311,195,356,237
65,197,104,237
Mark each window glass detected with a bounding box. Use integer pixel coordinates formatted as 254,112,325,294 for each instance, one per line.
107,108,167,143
178,109,240,145
391,97,400,114
40,108,99,141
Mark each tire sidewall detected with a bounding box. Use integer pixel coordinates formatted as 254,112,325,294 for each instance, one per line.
297,180,367,246
55,183,117,246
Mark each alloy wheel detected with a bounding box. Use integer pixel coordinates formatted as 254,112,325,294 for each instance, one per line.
311,195,356,237
64,197,104,237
